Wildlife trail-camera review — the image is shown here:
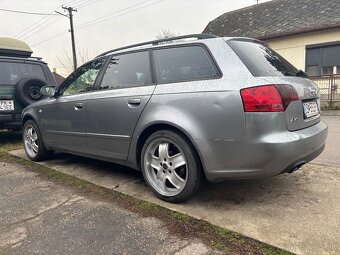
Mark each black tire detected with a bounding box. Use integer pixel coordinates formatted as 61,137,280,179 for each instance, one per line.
16,77,47,106
141,130,203,203
22,120,52,161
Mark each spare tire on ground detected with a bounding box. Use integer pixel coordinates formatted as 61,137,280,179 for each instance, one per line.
15,77,48,106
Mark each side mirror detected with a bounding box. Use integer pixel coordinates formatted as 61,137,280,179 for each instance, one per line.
40,85,56,97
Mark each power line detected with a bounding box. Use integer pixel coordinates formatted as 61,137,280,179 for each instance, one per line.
31,31,68,47
0,7,57,16
76,0,164,30
21,16,64,40
76,0,105,9
15,0,94,39
17,16,64,39
30,0,166,47
15,0,81,39
67,0,88,7
15,3,67,39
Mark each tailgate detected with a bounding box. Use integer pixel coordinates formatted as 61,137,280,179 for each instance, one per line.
265,76,321,131
0,84,22,114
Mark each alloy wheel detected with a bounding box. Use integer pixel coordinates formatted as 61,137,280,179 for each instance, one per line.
24,124,39,158
144,139,188,197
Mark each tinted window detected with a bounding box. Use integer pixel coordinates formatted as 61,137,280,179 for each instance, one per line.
60,58,104,96
228,40,298,77
153,46,218,84
0,61,45,85
100,51,152,90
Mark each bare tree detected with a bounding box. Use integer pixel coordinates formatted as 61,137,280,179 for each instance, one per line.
156,29,179,40
57,47,98,75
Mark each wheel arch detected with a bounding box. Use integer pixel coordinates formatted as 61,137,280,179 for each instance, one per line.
22,113,35,127
135,122,207,179
22,108,40,125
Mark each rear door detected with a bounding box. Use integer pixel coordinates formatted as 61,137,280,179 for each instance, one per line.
86,50,155,160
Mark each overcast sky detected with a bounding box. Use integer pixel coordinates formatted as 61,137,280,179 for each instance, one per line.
1,0,270,75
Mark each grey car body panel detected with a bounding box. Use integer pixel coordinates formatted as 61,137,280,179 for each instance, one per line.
22,37,328,182
85,85,155,160
196,114,327,181
39,94,89,154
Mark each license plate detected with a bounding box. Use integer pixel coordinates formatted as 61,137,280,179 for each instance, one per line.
303,101,319,118
0,100,14,111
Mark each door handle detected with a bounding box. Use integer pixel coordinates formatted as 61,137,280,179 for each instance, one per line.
74,103,83,110
127,98,141,107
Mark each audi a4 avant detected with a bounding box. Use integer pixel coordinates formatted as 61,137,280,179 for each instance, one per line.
22,34,328,202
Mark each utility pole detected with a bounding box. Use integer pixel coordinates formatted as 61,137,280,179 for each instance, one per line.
56,6,77,70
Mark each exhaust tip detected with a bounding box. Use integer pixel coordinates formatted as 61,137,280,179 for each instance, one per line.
288,162,305,174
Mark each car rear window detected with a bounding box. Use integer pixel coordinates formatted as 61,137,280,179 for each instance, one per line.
0,61,45,85
153,45,219,84
227,40,298,77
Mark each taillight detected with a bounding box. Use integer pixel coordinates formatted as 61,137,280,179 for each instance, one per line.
240,85,298,112
275,84,299,109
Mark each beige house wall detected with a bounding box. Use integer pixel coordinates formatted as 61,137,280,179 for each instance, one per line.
264,27,340,71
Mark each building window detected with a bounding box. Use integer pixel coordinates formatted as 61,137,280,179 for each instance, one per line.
306,65,320,77
306,43,340,77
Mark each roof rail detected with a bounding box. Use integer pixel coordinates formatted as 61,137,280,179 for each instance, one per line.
0,55,43,61
96,34,217,58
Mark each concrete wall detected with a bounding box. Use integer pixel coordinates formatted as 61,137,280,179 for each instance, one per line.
265,27,340,71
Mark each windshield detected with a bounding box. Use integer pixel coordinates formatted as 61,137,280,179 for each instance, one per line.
227,39,299,77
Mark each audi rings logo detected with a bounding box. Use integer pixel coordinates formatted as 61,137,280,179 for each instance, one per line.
305,86,318,97
309,87,318,96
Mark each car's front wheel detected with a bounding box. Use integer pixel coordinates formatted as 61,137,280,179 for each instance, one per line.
141,130,203,203
23,120,52,161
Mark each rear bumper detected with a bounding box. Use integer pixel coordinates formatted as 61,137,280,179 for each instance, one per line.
196,121,328,182
0,113,21,129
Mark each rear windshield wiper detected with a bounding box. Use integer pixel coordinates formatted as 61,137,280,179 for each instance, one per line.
296,69,307,78
281,71,297,77
281,70,307,78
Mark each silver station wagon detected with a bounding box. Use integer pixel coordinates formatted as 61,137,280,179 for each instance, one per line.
22,34,328,202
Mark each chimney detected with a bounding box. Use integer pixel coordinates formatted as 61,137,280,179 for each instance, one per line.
53,68,57,73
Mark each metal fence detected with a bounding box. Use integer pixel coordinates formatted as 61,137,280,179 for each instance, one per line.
309,75,340,102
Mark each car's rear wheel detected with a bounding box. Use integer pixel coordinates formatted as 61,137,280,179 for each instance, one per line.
23,120,52,161
141,130,202,203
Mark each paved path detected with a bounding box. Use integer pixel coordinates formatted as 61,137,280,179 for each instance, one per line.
8,115,340,255
312,115,340,166
0,162,218,255
10,154,340,255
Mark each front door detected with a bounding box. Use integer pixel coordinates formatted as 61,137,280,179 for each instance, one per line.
41,58,105,153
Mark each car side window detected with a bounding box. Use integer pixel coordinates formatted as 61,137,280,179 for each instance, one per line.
153,45,219,84
99,51,152,90
59,58,104,96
